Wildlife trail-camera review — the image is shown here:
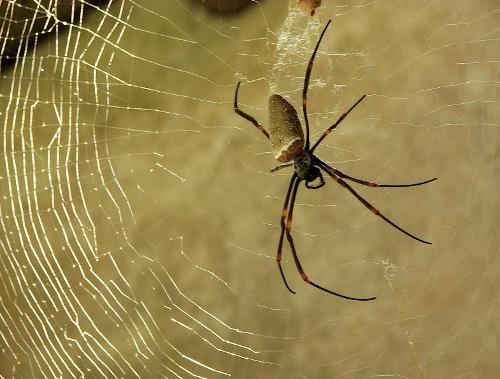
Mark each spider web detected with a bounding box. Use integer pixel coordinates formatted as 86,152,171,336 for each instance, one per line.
0,0,499,378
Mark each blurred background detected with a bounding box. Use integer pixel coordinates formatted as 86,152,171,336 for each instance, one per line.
0,0,499,377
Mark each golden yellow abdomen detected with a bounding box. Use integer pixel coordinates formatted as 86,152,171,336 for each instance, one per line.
268,94,304,162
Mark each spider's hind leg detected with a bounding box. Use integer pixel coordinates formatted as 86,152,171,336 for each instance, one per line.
270,163,293,173
234,82,270,139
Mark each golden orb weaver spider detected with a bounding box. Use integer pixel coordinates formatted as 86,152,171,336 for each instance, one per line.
234,20,436,301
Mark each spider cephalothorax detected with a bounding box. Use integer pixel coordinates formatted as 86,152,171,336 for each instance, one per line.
234,20,436,301
293,152,324,188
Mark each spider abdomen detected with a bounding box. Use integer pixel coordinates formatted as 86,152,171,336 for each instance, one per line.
268,94,304,163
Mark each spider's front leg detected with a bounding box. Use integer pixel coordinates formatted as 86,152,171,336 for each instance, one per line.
305,170,325,189
284,176,376,301
319,162,432,244
276,174,298,294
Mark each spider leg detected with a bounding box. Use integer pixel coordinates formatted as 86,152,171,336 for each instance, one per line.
285,176,376,301
303,19,332,150
315,158,437,188
319,162,432,244
311,95,367,152
305,170,325,189
335,170,437,188
270,163,293,173
276,173,298,294
234,82,270,139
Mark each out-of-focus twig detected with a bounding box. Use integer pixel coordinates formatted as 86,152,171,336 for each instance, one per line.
297,0,322,16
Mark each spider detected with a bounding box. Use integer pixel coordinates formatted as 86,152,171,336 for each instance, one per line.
233,20,436,301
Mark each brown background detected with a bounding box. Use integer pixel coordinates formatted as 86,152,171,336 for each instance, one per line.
0,0,499,378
